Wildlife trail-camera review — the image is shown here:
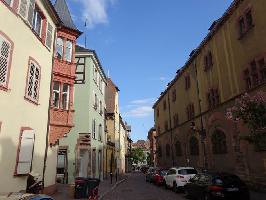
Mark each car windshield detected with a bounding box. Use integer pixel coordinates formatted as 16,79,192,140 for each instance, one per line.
178,169,197,175
219,175,243,186
160,170,168,176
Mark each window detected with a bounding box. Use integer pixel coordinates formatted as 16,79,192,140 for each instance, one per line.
28,0,35,26
92,119,96,139
173,113,179,127
238,9,254,38
164,121,168,132
65,41,72,62
45,23,53,49
157,145,162,157
186,104,195,120
99,100,103,115
56,38,63,59
75,57,86,84
94,93,98,110
212,130,227,154
25,59,41,103
157,108,159,117
0,34,12,88
259,58,266,82
189,136,199,156
62,84,70,110
157,126,161,135
15,129,35,175
163,100,167,110
4,0,12,6
207,89,220,109
250,61,259,86
172,89,176,102
244,69,252,90
166,144,170,157
175,140,182,156
204,51,213,71
99,124,102,141
52,81,60,108
33,8,42,36
185,75,190,89
18,0,35,25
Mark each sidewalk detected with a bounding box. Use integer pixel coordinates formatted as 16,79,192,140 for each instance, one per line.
51,174,128,200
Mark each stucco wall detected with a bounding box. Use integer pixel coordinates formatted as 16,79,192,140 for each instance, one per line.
0,2,56,193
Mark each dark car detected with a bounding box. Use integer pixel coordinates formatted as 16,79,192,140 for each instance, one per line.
145,167,156,182
184,172,250,200
152,168,168,186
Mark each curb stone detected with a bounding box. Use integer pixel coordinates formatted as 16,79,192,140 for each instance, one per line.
99,177,128,200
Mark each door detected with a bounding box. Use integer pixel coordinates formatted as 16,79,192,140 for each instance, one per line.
79,149,89,178
98,150,102,179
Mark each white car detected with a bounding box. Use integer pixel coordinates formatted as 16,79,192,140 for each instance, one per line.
164,167,197,192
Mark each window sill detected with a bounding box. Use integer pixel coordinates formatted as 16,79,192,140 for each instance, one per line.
0,85,10,92
51,107,72,112
13,173,29,177
238,24,255,40
55,58,74,65
24,96,39,106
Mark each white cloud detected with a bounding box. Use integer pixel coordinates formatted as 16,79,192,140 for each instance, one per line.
124,106,153,118
159,76,166,81
76,0,117,28
130,98,155,105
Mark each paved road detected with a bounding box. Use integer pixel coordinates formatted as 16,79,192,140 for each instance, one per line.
103,173,266,200
103,172,186,200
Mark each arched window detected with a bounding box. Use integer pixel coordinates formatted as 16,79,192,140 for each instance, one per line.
189,136,199,156
56,38,63,59
175,140,182,156
166,144,170,157
157,146,162,157
212,130,227,154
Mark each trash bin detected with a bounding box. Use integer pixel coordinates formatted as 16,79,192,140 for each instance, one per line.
74,177,88,199
87,178,100,196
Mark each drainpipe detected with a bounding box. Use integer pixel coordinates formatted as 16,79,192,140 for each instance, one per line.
193,61,208,170
42,29,57,188
167,93,175,166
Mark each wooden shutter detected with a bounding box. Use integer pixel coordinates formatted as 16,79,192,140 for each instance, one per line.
46,23,53,49
0,36,11,87
16,130,35,175
19,0,28,19
26,61,41,102
27,0,35,26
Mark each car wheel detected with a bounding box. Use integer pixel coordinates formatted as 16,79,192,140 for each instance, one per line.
202,193,210,200
173,182,178,193
184,189,191,199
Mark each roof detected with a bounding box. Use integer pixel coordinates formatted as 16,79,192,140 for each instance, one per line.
75,45,107,80
54,0,82,35
153,0,242,109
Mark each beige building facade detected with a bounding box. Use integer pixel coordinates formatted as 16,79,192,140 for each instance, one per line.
0,0,59,193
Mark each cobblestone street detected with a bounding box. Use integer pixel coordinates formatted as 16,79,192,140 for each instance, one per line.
103,173,187,200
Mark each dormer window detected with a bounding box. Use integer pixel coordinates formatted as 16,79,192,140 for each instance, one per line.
56,38,63,59
65,41,72,62
204,51,213,71
33,9,42,37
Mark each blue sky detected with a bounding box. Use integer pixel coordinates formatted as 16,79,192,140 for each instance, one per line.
65,0,233,142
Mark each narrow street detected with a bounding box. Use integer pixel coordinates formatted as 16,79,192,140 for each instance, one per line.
103,173,186,200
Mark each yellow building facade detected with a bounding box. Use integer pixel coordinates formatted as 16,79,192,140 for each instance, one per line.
153,0,266,187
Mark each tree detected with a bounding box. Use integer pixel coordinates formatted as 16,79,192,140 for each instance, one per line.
131,148,146,165
226,91,266,148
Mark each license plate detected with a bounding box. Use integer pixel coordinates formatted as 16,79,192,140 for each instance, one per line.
227,188,239,192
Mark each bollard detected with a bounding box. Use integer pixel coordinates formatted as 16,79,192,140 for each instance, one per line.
110,173,113,184
115,172,118,182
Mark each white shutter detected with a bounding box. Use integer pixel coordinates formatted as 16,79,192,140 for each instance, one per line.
19,0,28,19
27,0,35,26
0,36,11,87
46,23,53,49
17,130,35,175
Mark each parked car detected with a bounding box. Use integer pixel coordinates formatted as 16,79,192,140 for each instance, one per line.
152,168,168,186
164,167,197,192
145,167,156,182
0,193,54,200
184,172,250,200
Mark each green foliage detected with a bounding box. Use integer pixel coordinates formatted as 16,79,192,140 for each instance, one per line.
131,148,146,165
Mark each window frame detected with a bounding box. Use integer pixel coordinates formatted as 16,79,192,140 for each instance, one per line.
212,130,227,154
64,40,73,62
14,127,35,176
238,8,254,39
56,37,64,59
24,57,41,104
45,22,53,50
61,83,70,110
52,81,60,108
0,31,14,91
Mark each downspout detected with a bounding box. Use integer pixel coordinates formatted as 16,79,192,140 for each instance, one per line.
42,28,57,187
167,93,175,166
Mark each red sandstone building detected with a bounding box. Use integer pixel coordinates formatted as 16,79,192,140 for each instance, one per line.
49,0,82,145
148,127,157,167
